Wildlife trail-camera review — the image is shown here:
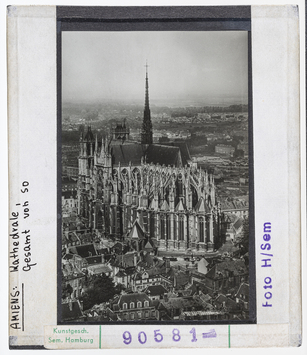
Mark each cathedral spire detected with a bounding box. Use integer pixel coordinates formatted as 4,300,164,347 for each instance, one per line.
144,62,150,112
141,62,153,145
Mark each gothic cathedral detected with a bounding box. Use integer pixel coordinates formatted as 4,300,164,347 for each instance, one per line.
77,67,224,253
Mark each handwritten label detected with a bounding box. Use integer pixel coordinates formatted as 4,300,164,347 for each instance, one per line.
261,222,273,308
9,210,20,273
10,287,21,330
9,181,37,273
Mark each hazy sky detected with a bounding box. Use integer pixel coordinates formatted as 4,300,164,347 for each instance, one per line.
62,31,248,105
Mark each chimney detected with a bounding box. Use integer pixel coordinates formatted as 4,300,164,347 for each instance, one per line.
163,293,168,302
69,299,73,312
134,252,137,267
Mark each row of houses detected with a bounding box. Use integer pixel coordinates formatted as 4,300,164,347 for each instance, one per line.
62,279,249,323
62,235,249,322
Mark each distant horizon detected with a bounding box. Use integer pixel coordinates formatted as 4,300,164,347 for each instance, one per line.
62,97,248,108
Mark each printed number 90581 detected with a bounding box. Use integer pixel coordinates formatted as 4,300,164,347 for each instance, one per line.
123,328,198,345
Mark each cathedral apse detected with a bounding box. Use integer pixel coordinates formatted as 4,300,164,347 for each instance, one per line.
76,67,224,254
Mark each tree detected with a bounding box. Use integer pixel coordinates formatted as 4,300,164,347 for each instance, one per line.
235,217,249,256
80,274,118,310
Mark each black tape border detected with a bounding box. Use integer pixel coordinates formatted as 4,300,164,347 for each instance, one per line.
56,5,256,327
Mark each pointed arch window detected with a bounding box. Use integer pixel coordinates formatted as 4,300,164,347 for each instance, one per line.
160,214,165,240
179,215,184,241
143,211,148,233
199,216,205,242
166,214,170,240
174,216,177,241
177,174,183,197
111,208,117,235
191,184,198,208
150,212,155,239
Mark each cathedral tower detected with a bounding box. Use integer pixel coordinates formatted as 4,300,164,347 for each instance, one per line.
141,63,153,145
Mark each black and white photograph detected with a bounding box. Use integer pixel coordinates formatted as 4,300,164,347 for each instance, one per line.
60,30,252,324
6,2,303,350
